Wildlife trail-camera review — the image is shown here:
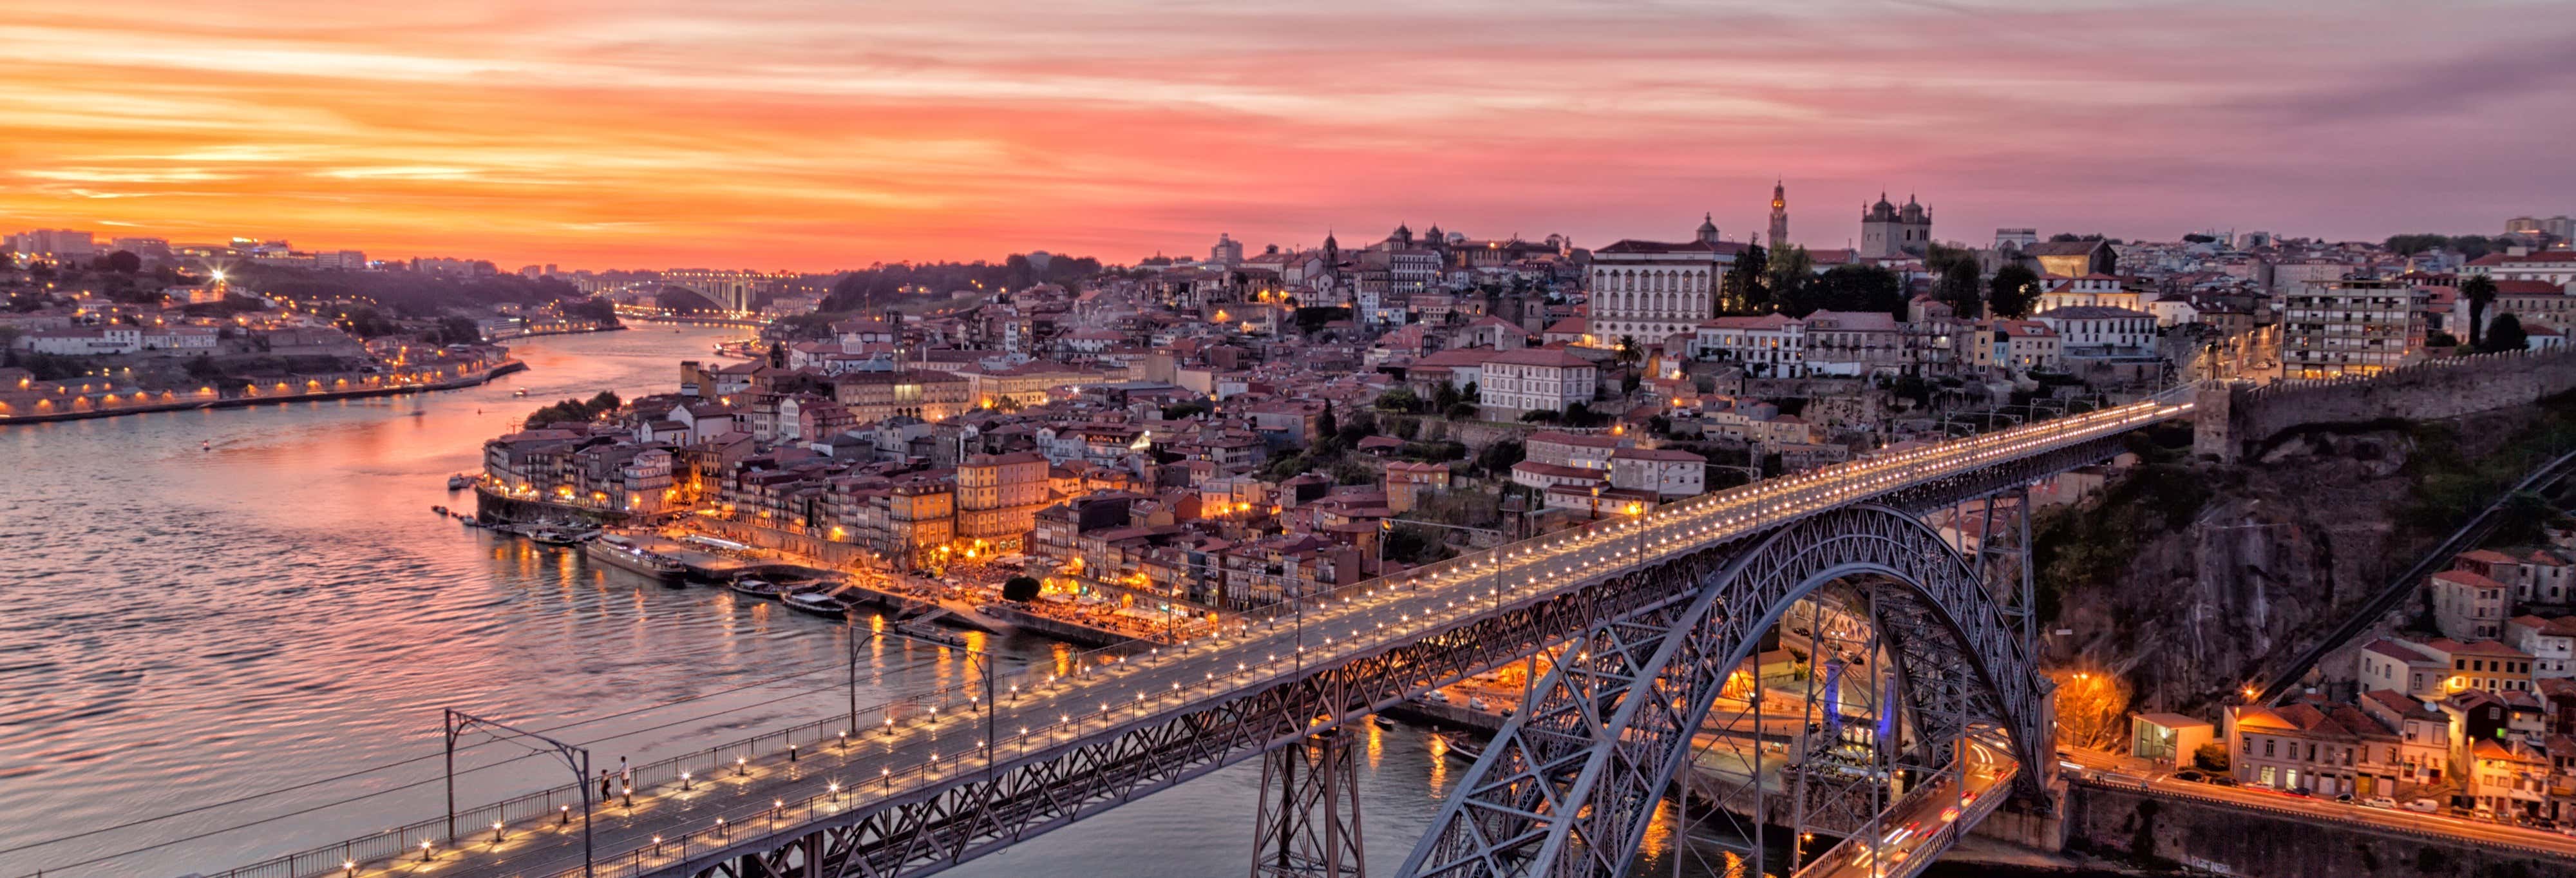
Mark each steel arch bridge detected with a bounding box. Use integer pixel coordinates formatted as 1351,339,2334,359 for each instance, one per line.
1400,504,2045,878
649,423,2150,878
205,396,2185,878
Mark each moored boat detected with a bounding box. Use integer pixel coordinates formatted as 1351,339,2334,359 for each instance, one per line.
446,473,473,490
894,618,967,647
728,577,794,600
784,589,857,618
585,537,687,582
527,525,596,546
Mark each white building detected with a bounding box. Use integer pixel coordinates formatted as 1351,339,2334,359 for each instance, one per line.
1587,219,1745,345
2033,306,2158,354
1608,447,1705,497
1689,313,1806,377
1479,348,1598,414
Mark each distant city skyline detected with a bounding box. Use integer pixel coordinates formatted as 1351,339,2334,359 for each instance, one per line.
3,1,2571,271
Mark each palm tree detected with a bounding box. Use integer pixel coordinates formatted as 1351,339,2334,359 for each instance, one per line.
1613,336,1642,367
2463,274,2499,349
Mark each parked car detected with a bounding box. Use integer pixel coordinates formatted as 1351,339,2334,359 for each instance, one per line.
1468,698,1491,712
2174,770,2205,783
2283,787,2313,798
2210,776,2237,787
2362,796,2396,810
2401,798,2440,814
1421,691,1450,704
2334,792,2354,803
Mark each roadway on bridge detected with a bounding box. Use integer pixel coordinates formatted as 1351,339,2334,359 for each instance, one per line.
1798,740,2011,878
324,401,2186,878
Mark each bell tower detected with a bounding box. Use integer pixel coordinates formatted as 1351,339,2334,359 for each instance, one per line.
1768,180,1789,249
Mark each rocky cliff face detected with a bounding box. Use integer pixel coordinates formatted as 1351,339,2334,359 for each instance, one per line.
2037,404,2564,714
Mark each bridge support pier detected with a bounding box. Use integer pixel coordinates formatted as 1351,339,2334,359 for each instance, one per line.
1250,727,1366,878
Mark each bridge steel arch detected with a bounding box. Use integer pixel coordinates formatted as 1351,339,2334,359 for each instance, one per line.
1400,504,2049,878
647,433,2136,878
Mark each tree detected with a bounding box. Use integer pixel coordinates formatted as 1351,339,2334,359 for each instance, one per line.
1374,388,1422,414
1161,400,1210,420
1473,439,1524,475
2192,742,2231,772
1432,382,1461,413
2462,274,2499,348
1001,576,1041,602
2181,233,2217,244
1766,244,1814,308
107,250,141,274
766,341,786,368
434,316,484,345
2481,312,2530,354
1721,242,1770,313
1613,336,1642,367
1315,404,1339,446
1793,264,1904,319
1935,256,1984,319
1987,263,2041,319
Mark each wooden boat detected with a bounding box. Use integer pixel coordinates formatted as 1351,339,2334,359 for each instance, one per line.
728,577,794,600
894,618,968,647
446,474,473,490
784,589,858,618
528,525,595,546
1440,734,1486,765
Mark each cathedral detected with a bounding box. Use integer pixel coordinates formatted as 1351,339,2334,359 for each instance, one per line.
1859,193,1932,258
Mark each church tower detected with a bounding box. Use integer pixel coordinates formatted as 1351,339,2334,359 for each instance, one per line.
1768,181,1789,248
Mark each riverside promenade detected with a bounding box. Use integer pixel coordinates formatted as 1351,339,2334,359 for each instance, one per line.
0,359,525,425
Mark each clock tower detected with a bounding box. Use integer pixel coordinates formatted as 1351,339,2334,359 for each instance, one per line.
1768,180,1789,248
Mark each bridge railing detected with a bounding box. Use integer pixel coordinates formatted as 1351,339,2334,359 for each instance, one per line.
186,398,2190,878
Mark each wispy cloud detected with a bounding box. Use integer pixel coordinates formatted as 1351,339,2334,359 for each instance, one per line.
0,0,2568,268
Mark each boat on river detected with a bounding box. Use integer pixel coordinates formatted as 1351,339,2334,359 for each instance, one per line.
527,525,596,546
1437,733,1486,765
894,617,968,647
446,473,473,490
585,536,687,583
784,587,859,619
727,577,795,600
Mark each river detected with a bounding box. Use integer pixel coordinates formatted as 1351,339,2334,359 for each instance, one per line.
0,326,1915,878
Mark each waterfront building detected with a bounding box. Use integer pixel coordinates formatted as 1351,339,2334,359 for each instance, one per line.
956,451,1052,551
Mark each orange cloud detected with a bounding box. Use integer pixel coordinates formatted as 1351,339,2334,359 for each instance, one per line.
1,2,2570,270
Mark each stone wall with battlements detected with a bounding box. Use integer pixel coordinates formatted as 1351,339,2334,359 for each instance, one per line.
2195,350,2576,461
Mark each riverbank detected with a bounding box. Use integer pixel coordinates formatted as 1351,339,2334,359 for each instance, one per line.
0,359,526,426
493,323,627,340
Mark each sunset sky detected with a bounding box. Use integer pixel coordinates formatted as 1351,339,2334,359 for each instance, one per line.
3,1,2570,272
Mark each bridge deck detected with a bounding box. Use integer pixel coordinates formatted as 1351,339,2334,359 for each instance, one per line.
253,397,2190,878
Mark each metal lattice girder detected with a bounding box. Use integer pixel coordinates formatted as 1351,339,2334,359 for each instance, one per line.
1401,505,2053,878
1251,727,1366,878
